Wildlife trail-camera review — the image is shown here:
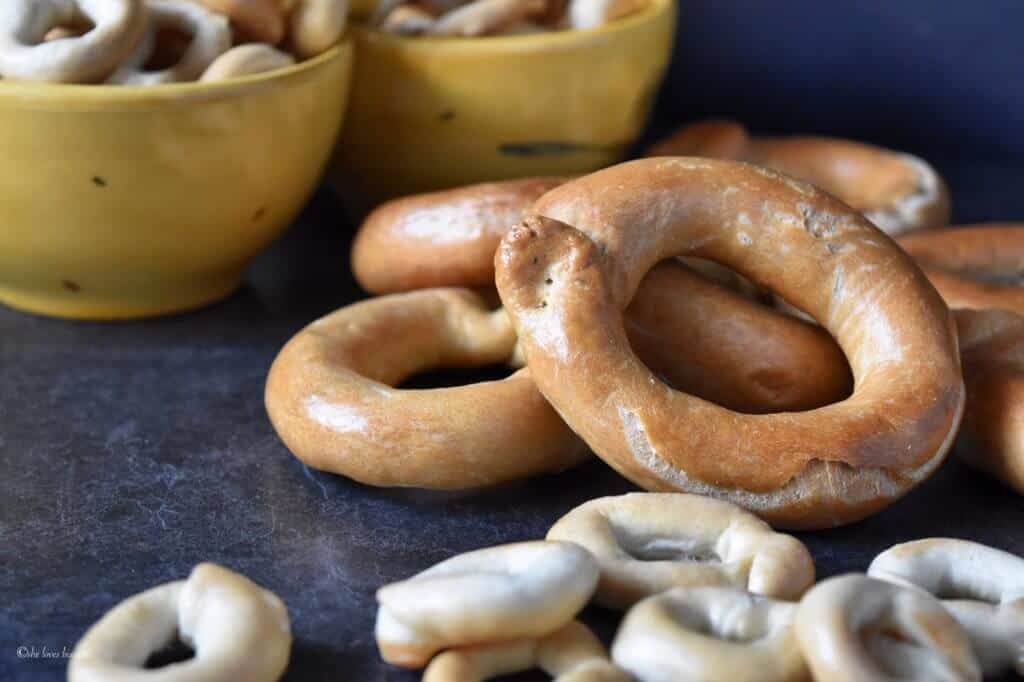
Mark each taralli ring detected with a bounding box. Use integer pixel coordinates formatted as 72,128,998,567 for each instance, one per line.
546,493,815,609
289,0,347,59
868,538,1024,676
428,0,547,37
0,0,147,83
200,43,295,81
423,621,630,682
646,119,952,236
353,180,852,413
611,587,807,682
68,562,291,682
353,177,568,294
794,574,980,682
375,540,599,668
954,309,1024,493
495,158,964,529
898,224,1024,316
192,0,286,44
264,288,587,489
108,0,231,85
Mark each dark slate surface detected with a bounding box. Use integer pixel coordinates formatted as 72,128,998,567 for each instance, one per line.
3,2,1024,679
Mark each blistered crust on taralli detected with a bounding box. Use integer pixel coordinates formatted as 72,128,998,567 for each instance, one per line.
264,288,588,489
646,120,952,236
495,158,964,528
899,224,1024,316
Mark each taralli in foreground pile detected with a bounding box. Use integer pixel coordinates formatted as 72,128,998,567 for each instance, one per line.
68,562,291,682
264,288,588,489
612,587,807,682
953,309,1024,494
372,0,649,36
546,493,814,609
794,574,981,681
868,538,1024,676
495,158,964,529
376,540,598,667
646,119,951,236
353,178,852,414
899,224,1024,316
423,621,630,681
0,0,346,84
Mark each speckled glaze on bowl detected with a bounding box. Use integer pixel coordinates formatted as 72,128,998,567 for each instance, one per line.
0,43,352,320
331,0,675,208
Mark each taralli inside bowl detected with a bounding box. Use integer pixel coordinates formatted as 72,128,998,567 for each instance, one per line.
0,43,352,320
330,0,675,208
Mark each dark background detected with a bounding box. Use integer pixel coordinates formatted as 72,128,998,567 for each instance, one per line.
3,2,1024,680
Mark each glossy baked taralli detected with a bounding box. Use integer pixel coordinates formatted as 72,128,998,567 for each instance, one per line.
68,563,291,682
495,158,964,529
423,621,630,682
954,308,1024,493
647,119,951,236
899,224,1024,316
375,541,598,668
794,574,980,682
107,0,232,85
612,587,807,682
0,0,148,83
546,493,814,609
868,538,1024,676
265,288,588,489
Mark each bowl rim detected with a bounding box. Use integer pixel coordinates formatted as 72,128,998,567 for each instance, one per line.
352,0,674,51
0,40,352,104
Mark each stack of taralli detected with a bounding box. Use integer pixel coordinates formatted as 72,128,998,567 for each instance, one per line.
266,127,1024,518
260,122,1024,678
0,0,346,84
373,493,1024,681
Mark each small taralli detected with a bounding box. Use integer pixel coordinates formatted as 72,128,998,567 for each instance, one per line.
192,0,287,43
108,0,232,85
0,0,148,83
611,587,808,682
67,563,291,682
546,493,815,609
375,541,599,668
794,574,981,682
289,0,348,59
423,621,630,681
899,224,1024,316
646,119,951,236
868,538,1024,676
200,43,296,80
372,0,648,35
264,288,590,489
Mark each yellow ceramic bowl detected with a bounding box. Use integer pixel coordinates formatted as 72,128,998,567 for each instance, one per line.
331,0,676,208
0,44,352,320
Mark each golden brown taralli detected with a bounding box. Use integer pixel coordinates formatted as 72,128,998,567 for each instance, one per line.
495,158,964,529
647,120,951,236
264,288,587,489
899,225,1024,316
352,177,567,294
954,308,1024,495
